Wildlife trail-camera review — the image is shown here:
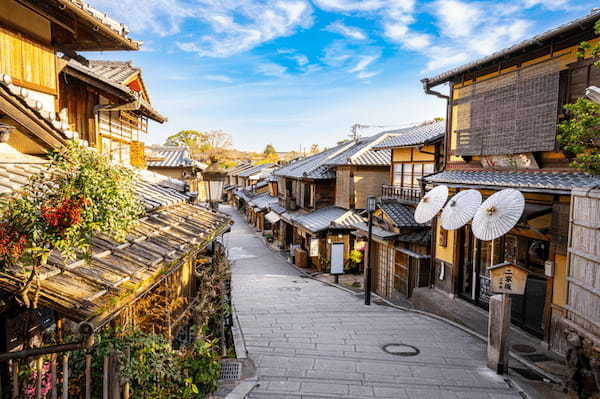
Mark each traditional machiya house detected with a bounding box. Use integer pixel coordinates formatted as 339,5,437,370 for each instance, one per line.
224,162,254,203
273,141,371,270
237,163,275,190
0,1,233,395
59,59,167,166
0,0,143,158
246,192,279,232
419,10,600,365
342,121,445,300
145,145,206,193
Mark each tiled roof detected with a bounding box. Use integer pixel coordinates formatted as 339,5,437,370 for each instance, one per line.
65,59,166,123
372,121,445,150
274,142,355,179
226,163,253,176
270,204,287,215
88,60,140,84
248,193,278,211
58,0,141,50
291,207,363,233
238,164,274,178
326,132,392,166
233,189,254,202
0,202,230,325
424,10,600,87
379,201,421,228
397,230,431,245
146,146,201,168
0,74,74,146
352,222,399,240
0,156,194,212
424,170,600,194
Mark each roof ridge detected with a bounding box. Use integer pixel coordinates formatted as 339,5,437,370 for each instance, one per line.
347,133,392,163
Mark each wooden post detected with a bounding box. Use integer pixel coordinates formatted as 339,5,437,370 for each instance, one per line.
62,354,69,399
10,360,18,399
110,352,120,399
487,293,511,374
85,353,92,399
35,356,43,399
51,353,57,399
122,347,130,399
103,356,109,399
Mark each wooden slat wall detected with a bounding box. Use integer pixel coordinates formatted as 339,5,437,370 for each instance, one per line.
0,26,56,93
566,188,600,341
335,167,352,209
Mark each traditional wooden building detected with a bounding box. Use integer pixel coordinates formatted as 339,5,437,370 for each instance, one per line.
0,0,143,158
146,145,206,193
420,10,600,360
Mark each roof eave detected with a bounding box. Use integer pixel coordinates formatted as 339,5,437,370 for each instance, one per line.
422,10,600,88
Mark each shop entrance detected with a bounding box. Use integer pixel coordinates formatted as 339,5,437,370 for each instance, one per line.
458,226,547,337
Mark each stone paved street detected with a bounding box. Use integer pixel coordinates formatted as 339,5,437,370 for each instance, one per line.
223,206,520,399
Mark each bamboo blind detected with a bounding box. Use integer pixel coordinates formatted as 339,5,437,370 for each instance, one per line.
453,58,560,156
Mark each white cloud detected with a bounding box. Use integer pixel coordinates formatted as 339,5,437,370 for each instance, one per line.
90,0,313,58
434,0,481,38
204,74,234,83
325,21,367,40
291,54,310,66
357,70,381,79
424,46,469,71
384,22,432,50
88,0,192,36
348,55,379,73
257,63,288,77
523,0,569,9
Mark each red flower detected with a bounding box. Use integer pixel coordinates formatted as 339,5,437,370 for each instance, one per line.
0,223,28,259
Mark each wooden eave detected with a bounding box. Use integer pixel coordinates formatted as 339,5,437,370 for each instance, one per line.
20,0,140,51
0,85,66,150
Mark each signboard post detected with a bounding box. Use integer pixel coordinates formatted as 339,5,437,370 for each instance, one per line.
331,243,344,284
486,262,529,374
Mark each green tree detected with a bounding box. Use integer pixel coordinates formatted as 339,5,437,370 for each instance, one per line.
263,144,276,155
165,130,206,148
557,20,600,175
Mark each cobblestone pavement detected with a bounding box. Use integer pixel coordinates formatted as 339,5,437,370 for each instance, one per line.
223,206,520,399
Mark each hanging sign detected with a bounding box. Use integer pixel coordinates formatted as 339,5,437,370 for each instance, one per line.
310,238,320,257
487,262,528,295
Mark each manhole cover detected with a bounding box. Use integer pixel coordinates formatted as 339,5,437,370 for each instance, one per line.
382,344,420,357
219,361,242,381
278,287,301,291
512,344,536,354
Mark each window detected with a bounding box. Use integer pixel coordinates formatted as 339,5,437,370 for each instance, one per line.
392,163,434,188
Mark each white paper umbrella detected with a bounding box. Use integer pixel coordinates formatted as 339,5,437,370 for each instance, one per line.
472,189,525,241
414,185,449,224
441,189,482,230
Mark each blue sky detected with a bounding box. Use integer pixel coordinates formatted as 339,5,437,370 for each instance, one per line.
87,0,598,152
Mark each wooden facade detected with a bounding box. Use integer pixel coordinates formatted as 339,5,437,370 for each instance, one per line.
422,13,600,362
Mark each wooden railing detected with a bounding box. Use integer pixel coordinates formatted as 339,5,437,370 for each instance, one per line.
381,185,422,203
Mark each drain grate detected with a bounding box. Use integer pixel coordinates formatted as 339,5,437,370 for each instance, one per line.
382,343,420,357
219,361,242,381
278,287,301,291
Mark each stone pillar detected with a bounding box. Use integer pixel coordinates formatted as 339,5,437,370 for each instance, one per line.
487,294,511,374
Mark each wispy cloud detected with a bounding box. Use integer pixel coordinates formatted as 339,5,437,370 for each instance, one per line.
348,55,379,73
257,63,288,77
357,70,381,79
204,74,234,83
325,21,367,40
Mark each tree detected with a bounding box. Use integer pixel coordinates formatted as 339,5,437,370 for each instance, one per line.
0,142,143,308
557,20,600,175
264,144,276,155
165,130,206,148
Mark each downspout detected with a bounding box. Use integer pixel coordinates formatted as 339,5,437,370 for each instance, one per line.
421,78,452,289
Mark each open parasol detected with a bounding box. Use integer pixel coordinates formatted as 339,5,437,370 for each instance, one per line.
414,185,449,224
472,189,525,241
441,189,482,230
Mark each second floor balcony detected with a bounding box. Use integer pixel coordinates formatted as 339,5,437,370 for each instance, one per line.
381,185,422,204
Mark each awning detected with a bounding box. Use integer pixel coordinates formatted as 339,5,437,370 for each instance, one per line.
265,211,281,224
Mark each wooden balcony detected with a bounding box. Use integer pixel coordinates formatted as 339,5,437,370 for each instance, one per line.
381,185,422,204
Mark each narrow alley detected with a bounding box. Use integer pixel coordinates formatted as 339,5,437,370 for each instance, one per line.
223,205,520,399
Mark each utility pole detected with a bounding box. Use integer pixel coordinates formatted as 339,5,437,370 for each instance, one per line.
365,195,377,305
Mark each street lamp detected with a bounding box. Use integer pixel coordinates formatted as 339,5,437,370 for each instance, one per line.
202,163,227,211
365,195,377,306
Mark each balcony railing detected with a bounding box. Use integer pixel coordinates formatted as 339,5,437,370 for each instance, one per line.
381,185,422,204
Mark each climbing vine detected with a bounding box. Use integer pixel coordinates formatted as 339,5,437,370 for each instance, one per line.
0,142,143,308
